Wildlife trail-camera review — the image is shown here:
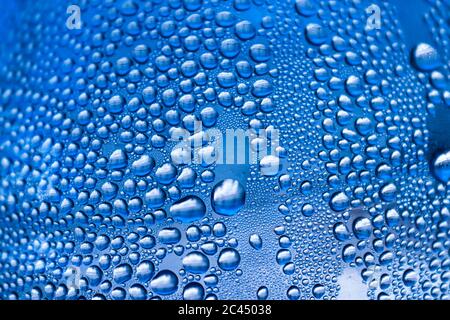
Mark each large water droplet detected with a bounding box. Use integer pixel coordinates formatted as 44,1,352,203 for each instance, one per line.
182,251,210,274
432,151,450,183
329,192,349,212
411,43,441,71
170,195,206,222
211,179,246,216
113,263,133,284
217,248,241,271
150,270,179,295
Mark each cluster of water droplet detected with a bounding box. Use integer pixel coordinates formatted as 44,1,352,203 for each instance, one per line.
0,0,449,300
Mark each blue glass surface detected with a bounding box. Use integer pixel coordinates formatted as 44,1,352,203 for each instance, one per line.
0,0,449,300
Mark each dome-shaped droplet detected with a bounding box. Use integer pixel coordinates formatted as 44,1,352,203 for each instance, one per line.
217,248,241,271
211,179,246,216
294,0,317,16
131,155,155,177
352,217,372,240
432,151,450,183
305,23,328,45
411,43,441,71
182,282,205,300
182,251,210,274
136,260,155,283
329,192,349,212
113,263,133,284
170,195,206,222
150,270,179,295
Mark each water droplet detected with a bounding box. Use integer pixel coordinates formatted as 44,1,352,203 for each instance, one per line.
211,179,246,216
217,248,241,271
150,270,179,295
411,43,441,71
170,196,206,222
182,251,210,274
113,264,133,284
432,151,450,183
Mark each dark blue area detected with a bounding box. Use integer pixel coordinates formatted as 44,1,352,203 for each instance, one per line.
394,0,432,50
